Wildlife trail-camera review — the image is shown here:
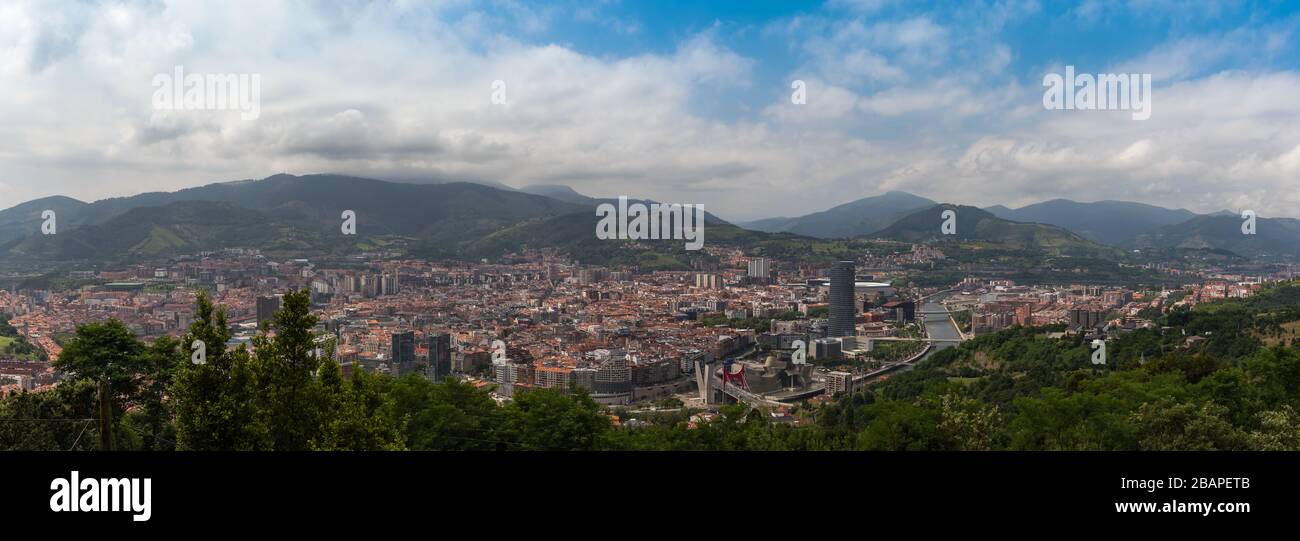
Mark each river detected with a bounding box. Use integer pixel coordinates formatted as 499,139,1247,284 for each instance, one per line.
916,293,961,363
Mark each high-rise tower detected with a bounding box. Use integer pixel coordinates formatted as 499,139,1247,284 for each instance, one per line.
828,261,855,337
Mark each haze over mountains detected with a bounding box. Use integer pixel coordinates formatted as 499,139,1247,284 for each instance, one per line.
517,184,599,206
1,174,1297,263
736,190,1297,260
517,184,731,225
1127,214,1300,259
872,204,1121,259
983,199,1198,246
737,191,936,239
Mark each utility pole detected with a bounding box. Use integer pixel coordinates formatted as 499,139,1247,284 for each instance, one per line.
98,379,112,451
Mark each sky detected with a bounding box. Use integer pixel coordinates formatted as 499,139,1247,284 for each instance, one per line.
2,0,1300,221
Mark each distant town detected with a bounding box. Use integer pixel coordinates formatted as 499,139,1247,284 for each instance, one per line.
3,244,1294,419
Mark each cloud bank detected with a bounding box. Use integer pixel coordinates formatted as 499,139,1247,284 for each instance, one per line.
1,0,1298,221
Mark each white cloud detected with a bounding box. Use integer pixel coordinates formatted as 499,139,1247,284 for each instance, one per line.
1,0,1299,225
1114,139,1152,164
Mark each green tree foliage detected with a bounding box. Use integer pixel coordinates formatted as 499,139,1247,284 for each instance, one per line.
1248,406,1300,450
499,387,612,450
939,393,999,451
389,375,503,451
0,380,99,450
1129,399,1247,451
172,291,267,450
3,318,176,450
315,359,405,450
53,319,146,395
50,319,160,450
131,336,180,450
250,290,328,450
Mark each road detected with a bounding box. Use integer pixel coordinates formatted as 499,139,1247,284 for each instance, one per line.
719,291,969,399
853,291,963,385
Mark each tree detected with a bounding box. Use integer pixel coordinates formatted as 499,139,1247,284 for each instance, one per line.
130,336,180,450
172,290,268,450
1248,406,1300,450
0,380,99,450
390,375,503,451
1130,399,1247,451
52,318,152,449
250,289,328,450
852,400,953,451
500,387,612,450
939,393,1000,451
54,319,146,397
315,359,405,450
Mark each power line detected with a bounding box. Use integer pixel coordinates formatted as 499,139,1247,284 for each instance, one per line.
67,419,93,451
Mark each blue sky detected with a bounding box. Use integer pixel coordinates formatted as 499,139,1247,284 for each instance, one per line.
3,0,1300,220
534,0,1300,123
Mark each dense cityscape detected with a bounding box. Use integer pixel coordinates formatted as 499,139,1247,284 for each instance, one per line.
3,243,1293,423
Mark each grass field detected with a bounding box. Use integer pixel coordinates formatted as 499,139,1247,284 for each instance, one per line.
0,334,43,361
1261,320,1300,347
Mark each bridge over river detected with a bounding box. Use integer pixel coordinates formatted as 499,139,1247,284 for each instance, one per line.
699,291,969,406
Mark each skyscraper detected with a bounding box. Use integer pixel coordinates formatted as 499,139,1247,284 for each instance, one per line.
426,333,451,382
694,273,722,289
256,295,281,328
390,331,416,376
380,273,398,296
747,257,769,282
829,261,855,337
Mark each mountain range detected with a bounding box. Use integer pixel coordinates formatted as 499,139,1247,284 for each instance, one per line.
2,174,1297,264
737,191,935,238
872,204,1121,258
1,174,585,261
738,191,1297,260
1126,214,1300,259
983,199,1198,246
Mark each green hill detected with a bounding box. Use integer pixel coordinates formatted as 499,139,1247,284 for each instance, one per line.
1126,214,1300,259
986,199,1198,245
3,201,301,259
738,191,936,238
873,204,1123,258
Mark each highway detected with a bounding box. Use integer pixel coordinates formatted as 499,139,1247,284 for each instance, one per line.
714,290,969,402
852,291,964,386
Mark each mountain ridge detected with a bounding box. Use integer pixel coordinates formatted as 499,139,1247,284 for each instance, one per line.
737,190,936,238
1126,214,1300,259
873,204,1123,258
4,174,1294,265
985,199,1197,245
